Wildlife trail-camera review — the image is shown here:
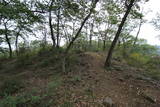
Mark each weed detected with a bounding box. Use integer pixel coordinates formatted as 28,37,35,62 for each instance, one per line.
16,54,32,67
0,78,24,96
71,75,81,82
146,70,160,80
47,75,62,96
126,53,149,67
60,101,74,107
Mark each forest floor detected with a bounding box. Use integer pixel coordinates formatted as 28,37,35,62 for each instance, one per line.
0,52,160,107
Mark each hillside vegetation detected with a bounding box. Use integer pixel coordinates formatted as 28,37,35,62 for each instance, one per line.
0,0,160,107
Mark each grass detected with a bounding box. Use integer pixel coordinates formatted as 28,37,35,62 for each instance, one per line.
0,78,24,97
145,70,160,80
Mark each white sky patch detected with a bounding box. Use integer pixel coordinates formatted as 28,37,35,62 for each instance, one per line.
138,0,160,45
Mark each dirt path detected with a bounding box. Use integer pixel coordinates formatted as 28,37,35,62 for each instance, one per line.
62,52,160,107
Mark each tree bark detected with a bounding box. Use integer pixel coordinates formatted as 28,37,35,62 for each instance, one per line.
4,23,12,58
105,0,135,67
15,33,19,56
89,20,94,47
15,28,21,56
56,7,60,48
49,0,56,47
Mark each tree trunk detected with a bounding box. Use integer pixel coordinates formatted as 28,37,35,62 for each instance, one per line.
103,29,109,50
15,28,21,56
133,17,143,46
4,23,12,58
62,0,99,73
56,7,60,48
15,34,19,56
89,20,94,47
104,0,135,67
49,0,56,47
65,0,99,53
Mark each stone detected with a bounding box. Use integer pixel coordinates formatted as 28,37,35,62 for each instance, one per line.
141,92,156,103
103,97,114,107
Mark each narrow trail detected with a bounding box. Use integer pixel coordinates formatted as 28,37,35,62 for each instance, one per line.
63,52,160,107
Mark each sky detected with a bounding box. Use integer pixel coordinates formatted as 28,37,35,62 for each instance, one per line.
138,0,160,45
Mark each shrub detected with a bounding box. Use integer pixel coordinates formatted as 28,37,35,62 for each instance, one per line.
127,53,149,67
0,94,43,107
0,78,24,96
145,70,160,80
16,54,32,67
47,77,62,95
146,56,160,70
60,101,74,107
71,75,81,82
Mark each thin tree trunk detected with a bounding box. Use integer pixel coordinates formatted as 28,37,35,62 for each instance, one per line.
15,28,21,56
89,20,94,47
56,7,60,48
103,29,109,50
103,24,109,50
65,0,99,54
49,0,56,47
62,0,99,73
15,34,19,56
105,0,135,67
4,23,12,58
133,17,143,46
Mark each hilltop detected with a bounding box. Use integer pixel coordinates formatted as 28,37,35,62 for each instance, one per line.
0,51,159,107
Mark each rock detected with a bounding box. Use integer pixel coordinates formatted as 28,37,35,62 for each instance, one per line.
103,97,114,107
136,75,152,81
123,74,132,79
141,92,156,103
118,78,125,82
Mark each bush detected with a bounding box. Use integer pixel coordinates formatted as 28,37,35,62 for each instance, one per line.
0,78,24,96
16,54,32,67
0,94,43,107
71,75,81,82
146,56,160,70
127,53,149,67
145,70,160,80
60,101,74,107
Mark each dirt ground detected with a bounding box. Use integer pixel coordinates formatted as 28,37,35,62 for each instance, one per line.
0,52,160,107
59,52,160,107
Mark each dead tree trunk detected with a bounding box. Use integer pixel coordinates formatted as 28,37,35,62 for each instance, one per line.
105,0,135,67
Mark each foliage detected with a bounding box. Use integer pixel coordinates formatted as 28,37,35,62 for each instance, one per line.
16,53,32,67
132,44,158,55
60,101,74,107
0,75,62,107
46,75,62,96
146,71,160,80
71,75,81,82
0,94,44,107
0,78,24,96
127,52,150,67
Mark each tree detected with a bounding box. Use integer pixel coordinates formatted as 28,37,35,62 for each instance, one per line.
65,0,99,53
0,0,42,57
105,0,135,67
